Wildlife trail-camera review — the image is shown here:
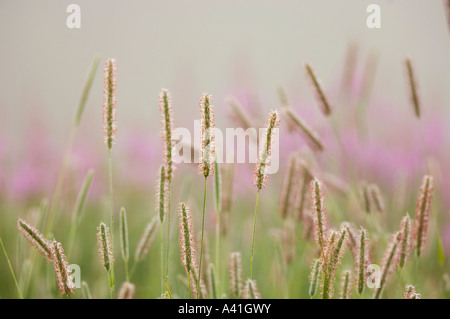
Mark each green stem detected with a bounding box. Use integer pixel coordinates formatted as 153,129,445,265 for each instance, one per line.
0,238,23,299
124,260,130,282
160,224,164,294
107,149,115,293
188,270,191,299
197,176,208,299
165,181,172,278
250,190,260,279
107,270,114,299
215,207,220,296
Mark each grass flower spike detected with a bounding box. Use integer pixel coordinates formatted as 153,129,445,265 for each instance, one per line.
355,227,369,295
243,279,261,299
309,258,321,297
159,89,175,180
404,57,421,118
178,202,196,275
399,214,411,268
310,178,328,253
373,232,400,299
305,63,332,116
339,270,352,299
413,175,434,257
103,58,117,149
97,221,114,271
229,252,243,298
17,218,51,262
199,93,215,177
253,110,281,190
49,241,75,295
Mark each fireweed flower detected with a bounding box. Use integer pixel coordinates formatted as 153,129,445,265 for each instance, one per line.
305,63,332,116
253,110,281,190
229,252,243,298
413,175,434,257
97,222,114,271
17,218,51,262
399,214,411,268
199,93,215,177
310,178,328,253
159,89,175,180
103,58,117,149
49,241,75,295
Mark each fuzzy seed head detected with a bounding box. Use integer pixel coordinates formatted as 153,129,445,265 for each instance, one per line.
243,279,261,299
49,241,75,295
253,110,281,190
404,57,421,118
159,89,175,180
102,58,117,149
355,227,369,295
339,270,352,299
156,165,169,223
199,93,216,177
413,175,433,257
374,232,401,299
178,202,196,273
96,222,114,271
309,258,321,297
285,108,324,151
399,214,411,268
310,178,328,252
305,63,332,116
17,218,51,262
229,252,243,298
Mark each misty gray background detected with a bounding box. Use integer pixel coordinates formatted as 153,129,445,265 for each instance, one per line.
0,0,448,146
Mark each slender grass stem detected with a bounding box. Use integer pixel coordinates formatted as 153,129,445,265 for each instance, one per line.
107,270,114,299
107,149,115,294
215,209,220,295
0,238,23,299
165,182,172,278
197,176,208,299
164,276,172,299
250,190,260,279
188,270,191,299
160,225,164,293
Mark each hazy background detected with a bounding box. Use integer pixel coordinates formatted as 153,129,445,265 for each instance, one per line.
0,0,448,147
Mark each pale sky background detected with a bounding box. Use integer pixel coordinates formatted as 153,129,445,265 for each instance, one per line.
0,0,448,147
